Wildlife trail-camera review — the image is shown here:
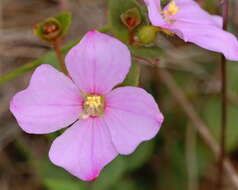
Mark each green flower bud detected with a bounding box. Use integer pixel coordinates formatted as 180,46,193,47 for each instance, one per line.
120,8,141,31
137,26,160,44
33,12,71,44
34,18,62,42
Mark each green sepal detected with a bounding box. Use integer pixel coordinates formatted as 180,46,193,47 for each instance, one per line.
121,61,140,86
54,12,72,37
109,0,146,43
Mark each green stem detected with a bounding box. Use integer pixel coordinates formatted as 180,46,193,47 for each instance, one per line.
0,59,41,85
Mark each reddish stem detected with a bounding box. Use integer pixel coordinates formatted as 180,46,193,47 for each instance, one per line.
217,0,229,189
128,29,135,45
133,55,156,65
53,39,68,75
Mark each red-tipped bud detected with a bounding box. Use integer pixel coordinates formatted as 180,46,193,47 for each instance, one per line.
32,12,71,44
120,8,141,31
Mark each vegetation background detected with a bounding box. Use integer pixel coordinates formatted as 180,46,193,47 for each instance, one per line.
1,0,238,189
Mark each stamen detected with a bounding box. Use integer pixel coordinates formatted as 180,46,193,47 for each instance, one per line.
163,1,179,16
80,94,105,118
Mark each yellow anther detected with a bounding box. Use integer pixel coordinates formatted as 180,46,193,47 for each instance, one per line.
81,94,105,118
163,1,179,17
84,96,102,107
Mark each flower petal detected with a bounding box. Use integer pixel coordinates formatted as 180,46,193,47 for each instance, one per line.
10,64,82,134
211,15,223,28
144,0,166,27
49,118,118,181
172,0,222,27
172,21,238,61
65,30,131,94
105,87,164,154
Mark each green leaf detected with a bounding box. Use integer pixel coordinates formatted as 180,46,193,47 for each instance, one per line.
44,178,84,190
121,61,140,86
124,141,155,172
92,157,126,190
109,0,146,43
113,180,137,190
35,159,86,190
55,12,72,37
93,143,155,190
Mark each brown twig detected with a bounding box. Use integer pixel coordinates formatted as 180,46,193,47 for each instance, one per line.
217,0,229,188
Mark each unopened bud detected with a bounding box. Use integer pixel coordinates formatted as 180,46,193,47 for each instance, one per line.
137,26,160,44
42,18,61,41
120,8,141,31
33,12,71,44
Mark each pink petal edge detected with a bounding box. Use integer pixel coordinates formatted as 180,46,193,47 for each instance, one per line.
172,22,238,61
172,0,222,27
49,118,118,181
144,0,166,27
105,86,164,155
65,30,131,94
10,64,82,134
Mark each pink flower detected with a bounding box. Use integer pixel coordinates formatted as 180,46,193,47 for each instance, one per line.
10,30,164,181
144,0,238,61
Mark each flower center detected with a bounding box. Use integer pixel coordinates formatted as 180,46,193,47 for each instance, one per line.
162,1,179,17
81,94,105,119
161,1,179,24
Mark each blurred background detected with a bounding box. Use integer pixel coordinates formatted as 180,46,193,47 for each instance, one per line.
1,0,238,190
